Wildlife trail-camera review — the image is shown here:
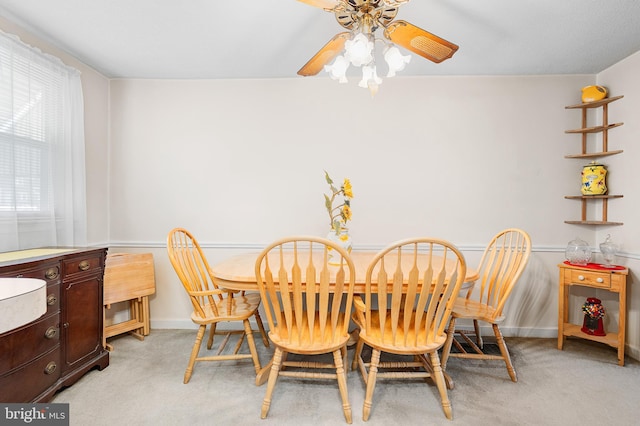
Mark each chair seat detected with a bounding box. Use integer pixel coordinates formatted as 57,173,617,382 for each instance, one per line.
269,312,350,354
451,298,505,324
191,292,262,324
353,311,447,354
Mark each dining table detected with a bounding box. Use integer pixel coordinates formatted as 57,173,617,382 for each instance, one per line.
211,250,479,385
211,250,478,292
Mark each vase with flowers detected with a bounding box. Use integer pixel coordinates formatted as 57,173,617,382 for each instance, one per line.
324,171,353,265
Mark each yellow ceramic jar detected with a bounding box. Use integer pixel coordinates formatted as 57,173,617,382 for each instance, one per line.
581,162,607,195
581,85,607,103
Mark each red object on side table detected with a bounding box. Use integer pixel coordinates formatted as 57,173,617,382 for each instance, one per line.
581,297,606,336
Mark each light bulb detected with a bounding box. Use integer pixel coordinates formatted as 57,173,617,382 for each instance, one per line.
359,65,382,96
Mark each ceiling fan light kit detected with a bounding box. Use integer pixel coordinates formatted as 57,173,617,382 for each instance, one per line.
297,0,459,95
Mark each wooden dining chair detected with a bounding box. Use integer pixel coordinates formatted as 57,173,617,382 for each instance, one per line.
166,228,269,384
441,228,531,383
254,236,356,424
351,238,467,421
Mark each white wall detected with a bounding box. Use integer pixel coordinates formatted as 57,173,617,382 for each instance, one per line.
109,75,594,247
596,50,640,358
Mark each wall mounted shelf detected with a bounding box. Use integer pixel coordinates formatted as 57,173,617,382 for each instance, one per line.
564,95,624,225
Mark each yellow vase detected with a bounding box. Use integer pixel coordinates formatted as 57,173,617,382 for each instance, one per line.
581,162,607,195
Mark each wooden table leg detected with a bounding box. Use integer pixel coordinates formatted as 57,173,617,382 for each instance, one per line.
557,269,567,350
618,281,626,366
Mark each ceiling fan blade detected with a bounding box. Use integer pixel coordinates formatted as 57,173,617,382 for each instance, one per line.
298,32,350,76
297,0,341,10
384,20,459,63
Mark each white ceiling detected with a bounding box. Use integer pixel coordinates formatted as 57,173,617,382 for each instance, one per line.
1,0,640,80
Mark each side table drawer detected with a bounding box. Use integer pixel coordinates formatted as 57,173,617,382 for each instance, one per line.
568,269,610,288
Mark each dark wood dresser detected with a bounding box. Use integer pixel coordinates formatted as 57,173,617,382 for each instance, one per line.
0,247,109,402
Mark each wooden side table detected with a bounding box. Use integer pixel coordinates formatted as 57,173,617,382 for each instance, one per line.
103,253,155,350
557,262,628,365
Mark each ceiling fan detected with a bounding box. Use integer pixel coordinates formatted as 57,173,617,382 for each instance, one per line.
297,0,459,79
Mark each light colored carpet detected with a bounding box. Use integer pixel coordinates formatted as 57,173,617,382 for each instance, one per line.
52,329,640,426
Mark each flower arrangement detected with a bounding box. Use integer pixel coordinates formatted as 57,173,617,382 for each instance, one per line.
582,298,605,319
324,171,353,235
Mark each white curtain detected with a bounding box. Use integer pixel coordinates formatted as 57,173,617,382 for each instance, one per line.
0,30,87,252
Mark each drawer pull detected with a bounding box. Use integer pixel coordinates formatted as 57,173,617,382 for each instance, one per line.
596,277,604,283
47,294,57,306
44,326,58,339
578,275,585,281
44,361,57,375
45,268,59,280
78,260,90,271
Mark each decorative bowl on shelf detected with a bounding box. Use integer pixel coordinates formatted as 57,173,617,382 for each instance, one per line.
565,237,592,266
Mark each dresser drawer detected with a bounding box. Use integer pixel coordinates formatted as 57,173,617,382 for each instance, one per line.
44,283,60,318
568,269,611,288
63,254,102,277
0,314,60,375
0,347,61,403
0,261,61,285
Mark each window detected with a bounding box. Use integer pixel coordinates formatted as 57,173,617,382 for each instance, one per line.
0,30,86,252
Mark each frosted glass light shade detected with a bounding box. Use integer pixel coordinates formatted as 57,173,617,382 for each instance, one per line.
384,45,411,77
345,33,374,67
324,55,350,83
359,65,382,96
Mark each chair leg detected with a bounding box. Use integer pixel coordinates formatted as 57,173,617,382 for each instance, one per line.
352,337,365,371
206,323,216,350
333,349,353,424
340,345,348,372
242,319,262,374
473,319,483,349
184,325,206,384
441,316,456,371
254,310,270,347
493,323,517,382
362,348,381,422
429,351,453,420
261,347,284,419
